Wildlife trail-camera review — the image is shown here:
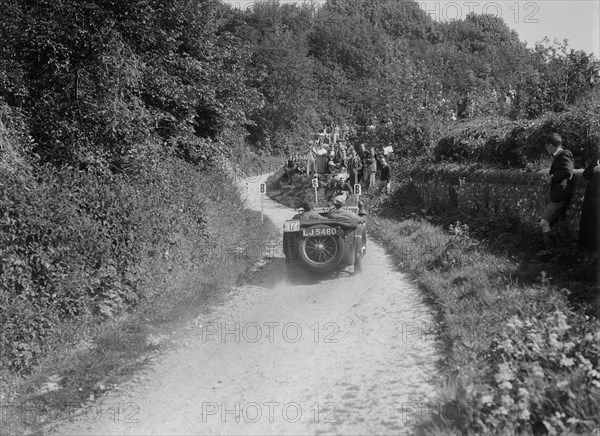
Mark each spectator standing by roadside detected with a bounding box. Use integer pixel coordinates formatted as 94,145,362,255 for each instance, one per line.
539,133,575,249
364,148,377,190
341,123,349,141
357,144,367,183
306,141,317,176
347,148,361,187
360,148,369,187
378,156,392,194
332,125,340,145
579,140,600,259
358,142,367,156
293,153,304,174
339,148,348,172
326,150,337,175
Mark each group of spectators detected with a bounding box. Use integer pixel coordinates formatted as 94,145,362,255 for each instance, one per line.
283,124,393,202
320,143,392,201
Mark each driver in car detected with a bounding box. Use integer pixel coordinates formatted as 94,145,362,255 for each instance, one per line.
293,201,323,220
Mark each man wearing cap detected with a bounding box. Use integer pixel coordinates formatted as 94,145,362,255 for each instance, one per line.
293,201,322,220
327,196,360,228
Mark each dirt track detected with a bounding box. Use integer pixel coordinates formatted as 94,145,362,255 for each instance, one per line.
48,174,441,435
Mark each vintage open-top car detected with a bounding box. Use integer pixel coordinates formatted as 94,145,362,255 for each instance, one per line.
282,205,367,274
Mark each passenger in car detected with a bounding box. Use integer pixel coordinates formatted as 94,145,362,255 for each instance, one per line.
327,196,359,228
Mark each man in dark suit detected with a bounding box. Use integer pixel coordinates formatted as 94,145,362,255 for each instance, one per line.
377,155,391,194
540,133,574,249
327,196,360,228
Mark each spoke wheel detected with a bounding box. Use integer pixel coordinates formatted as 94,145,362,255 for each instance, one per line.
303,236,339,264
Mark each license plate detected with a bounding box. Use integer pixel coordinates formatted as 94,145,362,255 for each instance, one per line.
302,227,339,237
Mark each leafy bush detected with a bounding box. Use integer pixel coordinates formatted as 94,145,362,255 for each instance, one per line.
0,151,274,373
433,101,600,168
0,167,141,371
482,310,600,434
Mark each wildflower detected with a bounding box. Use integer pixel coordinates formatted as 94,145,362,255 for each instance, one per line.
548,310,570,335
526,333,542,354
497,406,509,416
506,315,523,332
499,381,513,390
556,380,569,389
531,363,545,378
577,353,593,370
500,394,514,407
543,420,555,434
494,363,514,383
548,333,563,350
559,354,575,367
480,394,494,405
588,369,600,379
563,341,575,352
500,338,515,354
518,408,531,421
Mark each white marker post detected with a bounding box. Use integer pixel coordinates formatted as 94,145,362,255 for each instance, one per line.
259,183,266,222
312,176,319,205
354,183,361,205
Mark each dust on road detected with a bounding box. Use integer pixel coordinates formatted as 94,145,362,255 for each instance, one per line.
48,174,441,435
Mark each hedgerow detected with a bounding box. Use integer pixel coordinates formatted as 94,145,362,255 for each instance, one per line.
0,153,273,373
433,99,600,168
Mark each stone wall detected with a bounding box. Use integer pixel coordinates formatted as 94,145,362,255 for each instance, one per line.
412,166,586,236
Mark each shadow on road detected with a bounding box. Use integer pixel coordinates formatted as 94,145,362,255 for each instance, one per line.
241,256,356,288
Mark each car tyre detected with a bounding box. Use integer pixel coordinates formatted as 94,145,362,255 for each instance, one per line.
298,230,344,272
283,232,300,265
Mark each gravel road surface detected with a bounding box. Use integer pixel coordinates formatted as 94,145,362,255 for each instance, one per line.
48,173,441,435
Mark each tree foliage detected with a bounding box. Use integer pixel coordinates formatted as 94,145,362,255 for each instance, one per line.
219,1,596,154
0,0,261,168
